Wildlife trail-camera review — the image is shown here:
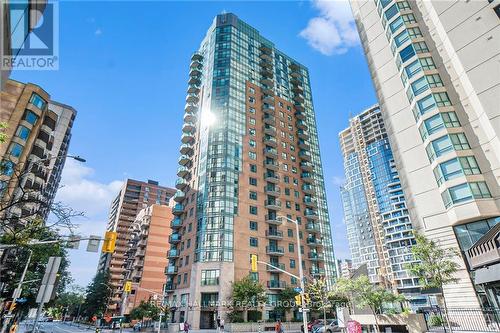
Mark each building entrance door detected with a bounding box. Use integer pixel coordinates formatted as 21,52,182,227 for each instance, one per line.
200,311,216,329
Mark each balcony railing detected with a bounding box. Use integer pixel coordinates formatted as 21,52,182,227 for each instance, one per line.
267,280,286,289
266,246,284,255
265,230,283,239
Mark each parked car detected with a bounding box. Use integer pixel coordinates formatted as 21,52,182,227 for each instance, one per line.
133,322,142,331
312,319,340,333
301,319,323,332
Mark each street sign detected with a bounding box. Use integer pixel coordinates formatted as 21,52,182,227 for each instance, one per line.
68,235,81,249
15,298,27,303
298,308,310,313
87,235,101,252
36,257,62,304
294,287,302,292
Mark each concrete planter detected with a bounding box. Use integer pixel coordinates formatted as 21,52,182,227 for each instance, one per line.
349,314,427,333
226,322,302,332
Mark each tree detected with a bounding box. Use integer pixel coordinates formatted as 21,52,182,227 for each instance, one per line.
340,276,404,333
406,232,460,333
129,301,161,321
229,276,267,322
276,287,298,320
55,285,86,320
81,272,111,318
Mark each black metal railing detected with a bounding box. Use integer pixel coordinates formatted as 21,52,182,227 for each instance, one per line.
421,307,500,332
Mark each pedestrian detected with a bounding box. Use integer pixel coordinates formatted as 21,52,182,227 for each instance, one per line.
220,318,225,332
9,321,18,333
216,316,221,331
183,321,190,333
275,320,283,333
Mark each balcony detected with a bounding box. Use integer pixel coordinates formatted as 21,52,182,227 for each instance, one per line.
266,215,282,225
266,246,284,255
177,166,190,178
191,52,203,62
173,190,185,202
263,135,277,147
259,44,272,54
167,249,180,258
180,143,193,155
260,76,274,86
265,199,282,210
295,111,305,120
265,160,279,170
264,185,281,196
302,184,314,194
305,209,319,220
267,280,286,289
169,233,182,244
185,103,197,113
301,172,313,181
181,132,195,144
263,114,275,125
187,83,200,94
310,268,325,276
178,155,191,166
260,67,274,79
266,263,285,272
262,104,275,114
290,69,302,78
259,52,272,62
164,283,176,292
175,178,188,190
294,103,305,112
298,140,310,150
262,94,274,104
184,111,196,123
297,120,308,131
183,122,196,133
264,173,279,183
300,162,313,172
188,76,201,85
259,59,273,69
264,147,278,159
299,150,312,161
289,62,300,71
293,94,305,103
265,230,283,239
307,238,321,247
189,67,201,77
172,204,184,215
171,218,182,229
292,84,303,93
308,252,325,261
165,265,178,275
298,129,309,140
303,196,317,208
306,223,320,233
186,93,199,104
262,85,274,95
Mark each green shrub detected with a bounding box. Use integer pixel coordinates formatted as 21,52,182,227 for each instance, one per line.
429,314,444,326
248,311,262,322
228,311,244,323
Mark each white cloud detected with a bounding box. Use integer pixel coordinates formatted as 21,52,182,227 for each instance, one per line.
94,28,102,36
300,0,360,55
56,159,123,217
332,175,345,187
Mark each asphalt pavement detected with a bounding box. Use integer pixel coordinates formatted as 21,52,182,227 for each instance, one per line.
18,321,134,333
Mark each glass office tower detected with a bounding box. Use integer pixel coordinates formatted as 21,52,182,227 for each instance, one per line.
168,13,336,328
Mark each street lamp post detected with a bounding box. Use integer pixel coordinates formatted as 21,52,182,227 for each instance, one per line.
278,215,308,333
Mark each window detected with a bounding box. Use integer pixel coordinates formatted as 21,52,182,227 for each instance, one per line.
459,156,481,175
394,30,410,47
15,126,30,141
416,94,436,115
399,44,416,63
396,0,411,10
249,151,256,160
420,57,436,70
290,259,296,268
1,161,14,176
426,135,452,161
407,27,422,38
291,277,297,285
249,206,258,215
469,182,491,199
450,133,470,150
248,96,255,104
380,0,391,8
249,272,259,281
30,93,46,109
200,293,218,307
249,177,257,186
249,87,255,94
248,107,256,114
434,92,452,107
201,269,220,285
23,110,38,125
249,191,257,200
442,182,491,208
249,139,256,148
249,221,258,231
435,158,463,185
389,16,404,33
401,13,416,23
8,143,23,158
287,229,293,237
288,243,294,252
249,128,256,136
413,41,429,53
405,59,422,78
419,114,444,140
249,118,256,125
183,273,188,284
442,112,460,127
411,76,429,96
426,74,443,87
250,237,258,247
384,4,399,21
250,164,257,173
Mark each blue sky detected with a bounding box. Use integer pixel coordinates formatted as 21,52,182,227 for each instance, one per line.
11,0,377,287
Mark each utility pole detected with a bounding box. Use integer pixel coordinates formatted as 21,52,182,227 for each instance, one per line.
0,250,33,333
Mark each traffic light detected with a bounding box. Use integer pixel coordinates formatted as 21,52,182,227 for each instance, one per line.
124,281,132,293
303,293,311,305
102,231,117,253
9,301,16,311
251,254,258,272
294,294,302,305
